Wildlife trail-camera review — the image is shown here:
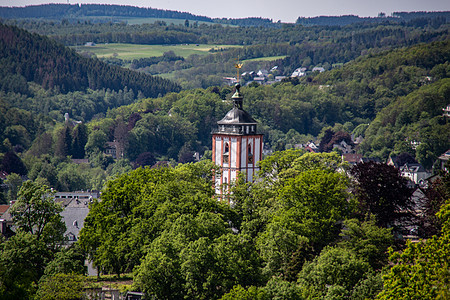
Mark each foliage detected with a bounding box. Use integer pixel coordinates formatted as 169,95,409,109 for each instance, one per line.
35,273,85,300
350,161,414,229
11,181,65,244
0,232,49,299
377,201,450,300
1,151,27,175
3,172,22,201
220,285,268,300
43,243,87,276
338,218,393,270
297,246,371,299
80,160,233,276
0,23,181,97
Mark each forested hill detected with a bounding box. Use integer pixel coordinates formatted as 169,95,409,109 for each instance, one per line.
0,4,212,22
296,11,450,26
0,23,180,97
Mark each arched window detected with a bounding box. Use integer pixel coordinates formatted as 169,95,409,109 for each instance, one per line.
248,143,253,164
223,142,229,163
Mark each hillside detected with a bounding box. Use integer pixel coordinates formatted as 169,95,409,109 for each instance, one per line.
0,4,212,22
0,23,180,98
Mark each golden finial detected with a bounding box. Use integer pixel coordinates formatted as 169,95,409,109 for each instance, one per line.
234,56,243,82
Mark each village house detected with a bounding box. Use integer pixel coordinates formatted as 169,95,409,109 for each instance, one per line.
399,162,431,187
291,67,307,77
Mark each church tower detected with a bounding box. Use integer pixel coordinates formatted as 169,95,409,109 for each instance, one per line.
212,84,264,196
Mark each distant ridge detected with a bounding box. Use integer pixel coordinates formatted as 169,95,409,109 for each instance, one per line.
296,11,450,26
0,3,213,22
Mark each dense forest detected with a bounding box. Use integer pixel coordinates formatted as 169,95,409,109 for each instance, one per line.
8,16,446,89
0,20,448,196
0,23,180,97
0,4,212,23
2,153,449,299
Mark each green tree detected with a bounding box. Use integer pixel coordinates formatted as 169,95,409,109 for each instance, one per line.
35,273,85,300
71,123,88,159
43,243,87,276
377,201,450,300
11,181,65,245
84,130,107,155
0,232,50,299
55,126,73,158
298,247,371,299
4,172,22,201
338,218,393,270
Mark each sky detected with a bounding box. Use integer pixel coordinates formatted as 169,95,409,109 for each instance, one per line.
1,0,449,23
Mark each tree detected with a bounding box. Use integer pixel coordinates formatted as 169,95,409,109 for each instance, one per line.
55,126,73,158
1,151,27,175
35,273,85,300
0,232,50,299
84,130,107,155
11,181,65,244
4,173,22,201
377,201,450,300
134,152,156,168
71,123,88,159
338,218,393,270
350,161,414,229
297,247,371,299
43,243,87,276
276,168,351,250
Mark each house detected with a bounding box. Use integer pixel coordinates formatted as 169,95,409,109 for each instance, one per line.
223,77,238,85
71,158,89,164
312,67,325,73
0,205,14,238
291,67,306,77
257,69,268,77
342,153,363,165
0,204,9,218
105,141,120,159
275,76,286,82
252,77,266,84
438,149,450,171
399,163,431,186
270,66,278,72
299,141,319,153
84,42,96,47
332,140,354,154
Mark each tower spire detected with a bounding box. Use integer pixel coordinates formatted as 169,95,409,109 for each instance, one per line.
234,56,243,83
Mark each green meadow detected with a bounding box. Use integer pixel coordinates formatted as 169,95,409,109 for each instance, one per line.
243,55,287,62
74,43,242,60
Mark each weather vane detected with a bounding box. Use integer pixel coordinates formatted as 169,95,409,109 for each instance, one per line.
234,56,243,82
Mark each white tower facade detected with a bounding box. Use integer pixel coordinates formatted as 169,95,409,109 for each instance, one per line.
212,84,263,196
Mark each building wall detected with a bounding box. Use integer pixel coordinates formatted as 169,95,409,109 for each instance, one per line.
212,133,263,197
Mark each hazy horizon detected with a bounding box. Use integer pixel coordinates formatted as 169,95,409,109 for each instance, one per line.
1,0,449,23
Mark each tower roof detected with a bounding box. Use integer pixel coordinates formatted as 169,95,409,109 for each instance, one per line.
217,107,257,125
217,84,257,125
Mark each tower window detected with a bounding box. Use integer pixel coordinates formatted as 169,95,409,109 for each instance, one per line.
223,142,229,163
248,144,253,164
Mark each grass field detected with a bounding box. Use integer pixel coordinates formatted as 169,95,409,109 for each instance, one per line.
74,43,241,60
243,55,287,62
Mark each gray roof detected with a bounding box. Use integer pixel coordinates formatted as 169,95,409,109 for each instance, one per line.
217,84,257,126
217,107,257,125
